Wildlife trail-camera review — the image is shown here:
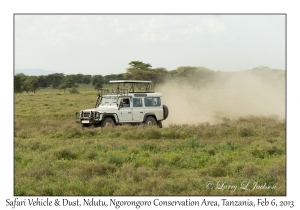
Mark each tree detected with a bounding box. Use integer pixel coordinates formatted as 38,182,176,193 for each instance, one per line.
94,83,103,91
174,66,215,89
104,73,125,83
82,75,92,84
47,73,65,89
38,75,49,88
75,74,84,84
23,76,39,93
128,61,152,70
58,83,68,92
59,77,77,92
116,73,125,80
125,67,168,88
14,74,25,93
92,75,105,86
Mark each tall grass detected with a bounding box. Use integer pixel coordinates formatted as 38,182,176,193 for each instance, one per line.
14,85,286,195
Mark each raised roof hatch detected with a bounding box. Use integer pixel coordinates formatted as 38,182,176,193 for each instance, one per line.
109,80,152,84
109,80,154,93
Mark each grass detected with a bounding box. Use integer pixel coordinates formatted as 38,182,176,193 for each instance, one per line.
14,85,286,195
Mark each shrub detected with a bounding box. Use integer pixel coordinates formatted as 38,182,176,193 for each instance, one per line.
69,87,79,94
186,136,200,150
117,163,135,179
228,162,245,176
24,163,54,180
243,164,259,178
207,149,215,156
29,141,47,151
222,141,238,151
239,127,255,137
268,165,285,178
90,176,117,195
134,166,151,182
156,165,172,178
108,155,125,167
151,154,166,168
266,144,284,156
56,148,78,160
140,142,161,153
209,165,226,177
85,150,98,160
75,162,117,180
144,128,162,139
169,154,182,166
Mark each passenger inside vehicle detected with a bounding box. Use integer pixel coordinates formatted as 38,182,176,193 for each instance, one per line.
122,98,130,107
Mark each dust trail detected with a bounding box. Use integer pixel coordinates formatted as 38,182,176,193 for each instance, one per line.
158,70,285,125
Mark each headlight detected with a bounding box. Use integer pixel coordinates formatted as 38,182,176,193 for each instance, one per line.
95,112,101,119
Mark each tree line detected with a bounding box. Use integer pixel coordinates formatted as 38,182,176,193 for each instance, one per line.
14,61,216,93
14,73,125,93
14,61,283,93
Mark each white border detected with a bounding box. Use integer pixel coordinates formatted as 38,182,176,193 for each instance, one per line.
2,0,298,209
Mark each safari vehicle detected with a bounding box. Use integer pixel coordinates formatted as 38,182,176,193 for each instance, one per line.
75,80,168,129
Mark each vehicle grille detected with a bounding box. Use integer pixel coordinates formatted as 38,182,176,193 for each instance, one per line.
83,112,90,117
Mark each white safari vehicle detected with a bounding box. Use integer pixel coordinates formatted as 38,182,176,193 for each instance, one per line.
76,80,168,129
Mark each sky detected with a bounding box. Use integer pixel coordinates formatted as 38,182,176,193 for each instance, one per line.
15,14,286,76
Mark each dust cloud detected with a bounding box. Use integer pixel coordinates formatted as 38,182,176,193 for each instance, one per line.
158,70,285,125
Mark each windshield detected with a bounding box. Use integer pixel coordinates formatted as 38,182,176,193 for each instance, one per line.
99,97,118,106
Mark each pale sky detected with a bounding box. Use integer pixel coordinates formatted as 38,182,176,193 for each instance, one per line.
15,14,285,75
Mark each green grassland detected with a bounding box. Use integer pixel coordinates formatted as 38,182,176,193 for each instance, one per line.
14,84,286,196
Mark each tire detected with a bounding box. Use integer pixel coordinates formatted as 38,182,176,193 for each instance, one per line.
144,116,157,126
163,105,169,120
101,117,115,128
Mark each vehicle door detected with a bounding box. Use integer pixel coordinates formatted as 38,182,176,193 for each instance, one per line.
132,97,144,122
118,97,132,122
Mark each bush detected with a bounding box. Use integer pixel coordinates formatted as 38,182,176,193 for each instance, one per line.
186,136,200,150
243,164,259,177
134,167,151,182
56,149,78,160
73,162,117,181
151,154,166,168
108,155,125,167
239,127,255,137
69,87,79,94
209,165,226,177
140,142,161,153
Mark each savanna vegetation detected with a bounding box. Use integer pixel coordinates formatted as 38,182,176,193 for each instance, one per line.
14,68,286,195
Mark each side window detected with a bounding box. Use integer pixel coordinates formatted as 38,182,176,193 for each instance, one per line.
121,98,130,108
144,97,161,107
133,98,143,107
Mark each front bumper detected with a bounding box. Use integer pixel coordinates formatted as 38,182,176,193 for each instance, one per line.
75,111,102,124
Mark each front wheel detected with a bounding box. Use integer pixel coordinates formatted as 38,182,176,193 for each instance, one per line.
144,116,157,126
101,117,116,128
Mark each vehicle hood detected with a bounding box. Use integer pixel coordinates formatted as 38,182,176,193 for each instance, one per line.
81,106,118,112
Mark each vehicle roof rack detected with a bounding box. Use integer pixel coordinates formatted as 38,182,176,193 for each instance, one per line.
109,80,154,93
109,80,152,84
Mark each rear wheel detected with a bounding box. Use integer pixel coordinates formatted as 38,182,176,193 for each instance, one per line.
144,116,157,126
101,117,115,127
